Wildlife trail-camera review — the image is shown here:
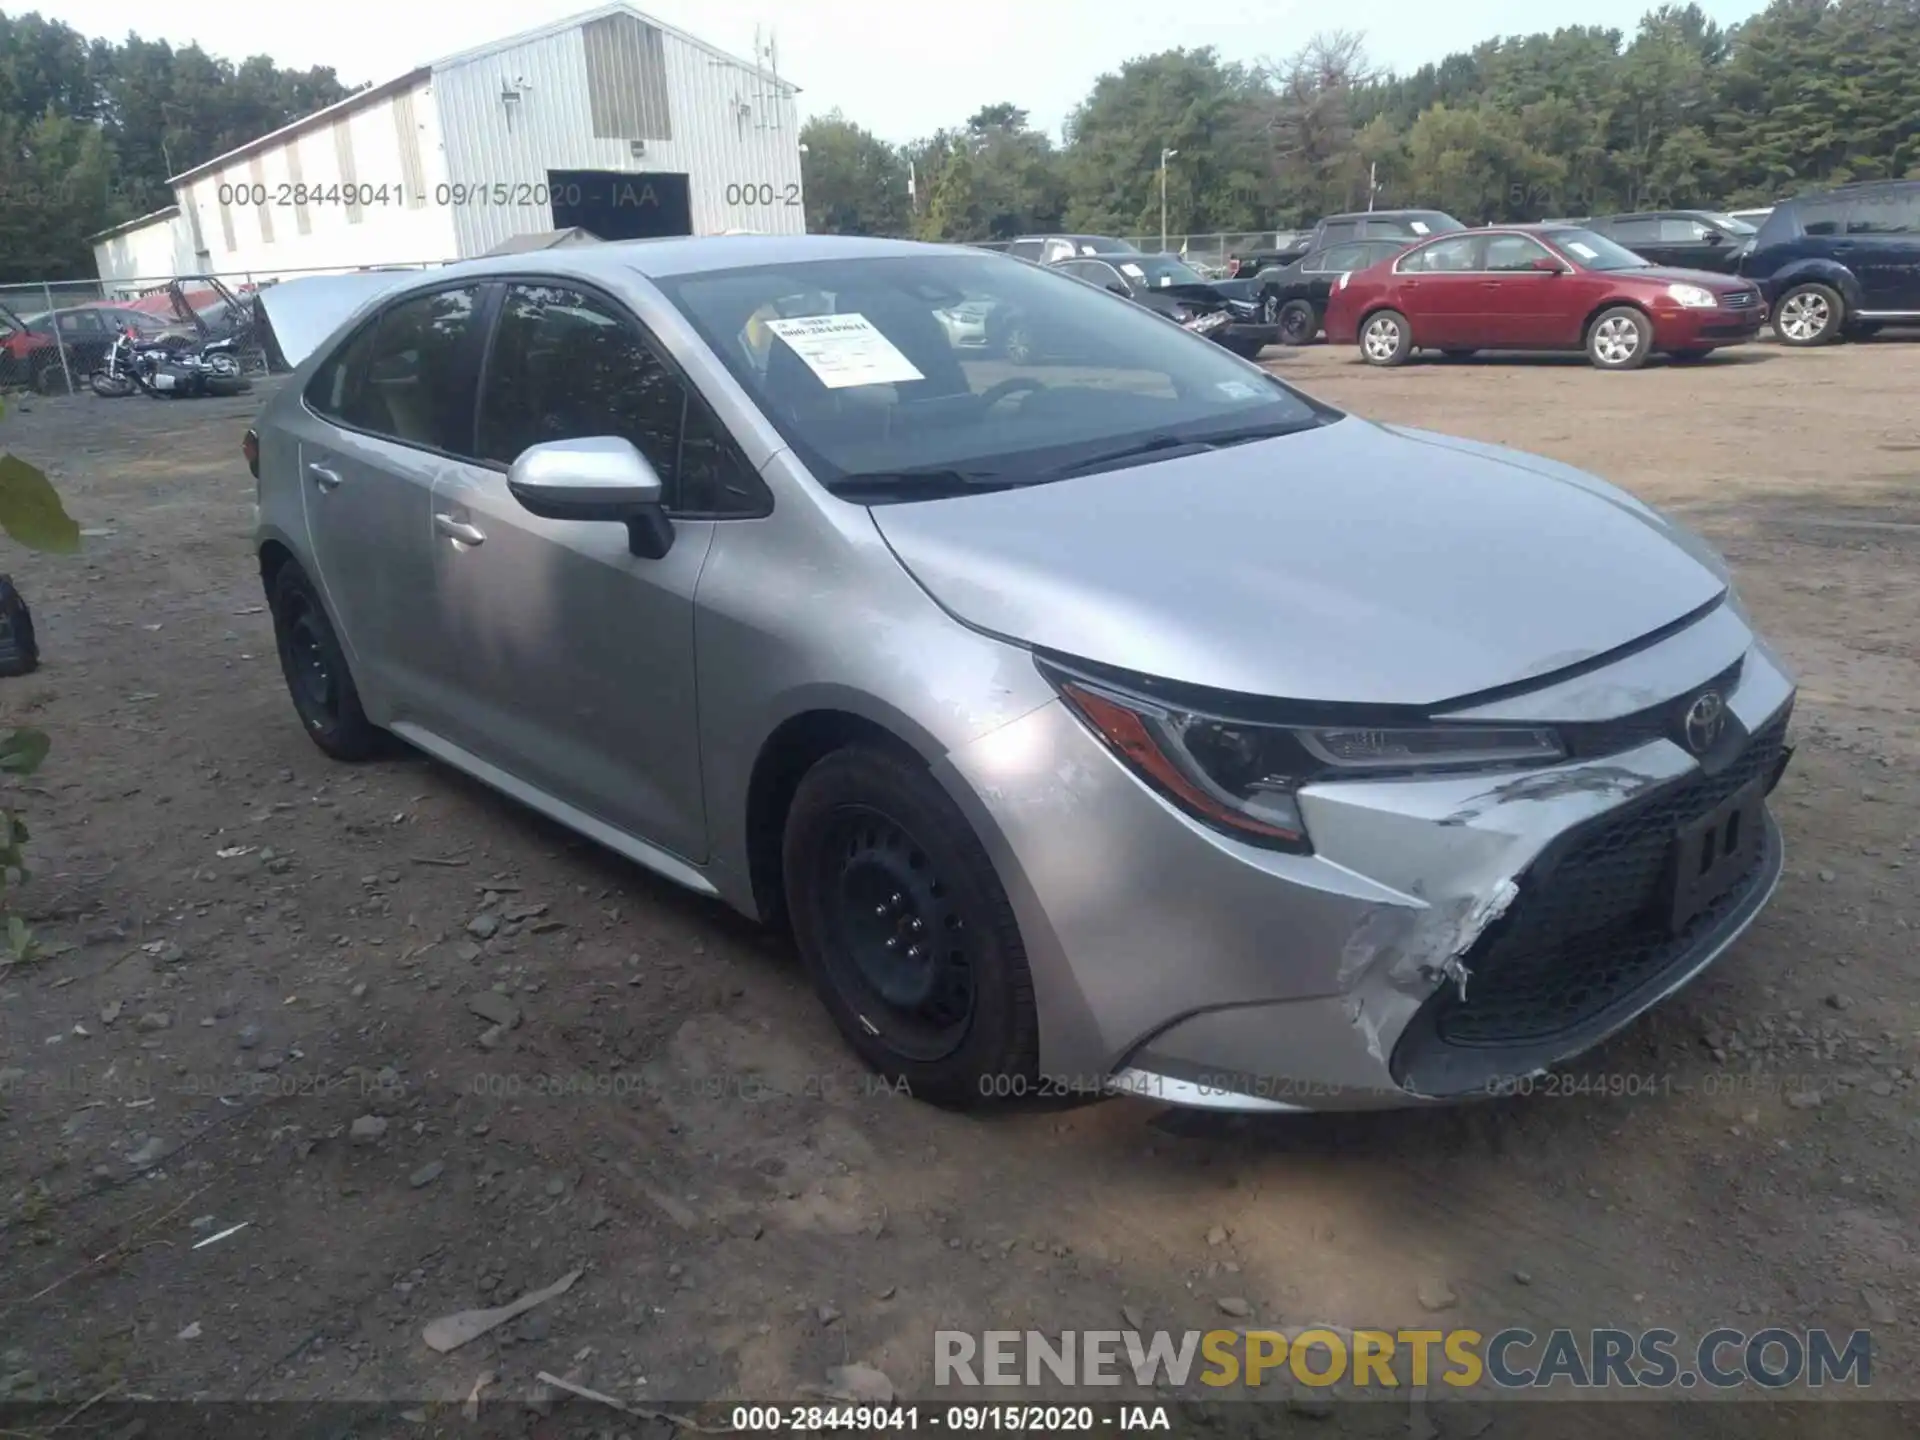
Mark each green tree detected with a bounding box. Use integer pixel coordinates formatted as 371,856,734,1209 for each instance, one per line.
800,110,910,235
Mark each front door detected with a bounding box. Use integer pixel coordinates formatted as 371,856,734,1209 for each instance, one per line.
1474,233,1578,347
428,280,719,862
295,283,489,730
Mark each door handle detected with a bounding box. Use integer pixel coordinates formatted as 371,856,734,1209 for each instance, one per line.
434,512,486,547
307,462,342,492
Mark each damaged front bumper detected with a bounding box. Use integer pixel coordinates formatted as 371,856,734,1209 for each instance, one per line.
936,623,1796,1113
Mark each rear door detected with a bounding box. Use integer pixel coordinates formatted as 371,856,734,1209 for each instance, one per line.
1390,233,1484,346
296,282,490,730
1842,189,1920,310
427,279,760,862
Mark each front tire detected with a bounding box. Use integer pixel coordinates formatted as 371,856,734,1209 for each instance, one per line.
268,560,381,760
1359,309,1413,366
1773,283,1843,346
1586,307,1652,370
783,745,1040,1110
1277,299,1317,346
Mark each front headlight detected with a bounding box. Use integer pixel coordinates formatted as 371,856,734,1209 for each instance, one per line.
1046,666,1566,853
1667,283,1718,309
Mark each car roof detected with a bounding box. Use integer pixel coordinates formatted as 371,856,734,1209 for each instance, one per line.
1786,178,1919,203
394,234,992,287
1320,209,1451,222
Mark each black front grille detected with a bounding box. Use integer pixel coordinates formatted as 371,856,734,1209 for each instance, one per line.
1430,704,1790,1048
1722,290,1758,309
1558,659,1742,761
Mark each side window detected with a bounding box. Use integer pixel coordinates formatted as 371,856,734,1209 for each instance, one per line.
1043,240,1074,264
1483,234,1552,271
1399,235,1481,272
1361,219,1410,240
1318,221,1358,244
1310,244,1361,272
1659,217,1713,242
1846,192,1919,235
1083,261,1126,290
1008,240,1043,261
1608,217,1660,246
477,282,764,516
327,286,483,453
304,318,381,423
1795,199,1846,237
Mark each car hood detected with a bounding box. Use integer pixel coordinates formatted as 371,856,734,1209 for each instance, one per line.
868,417,1727,706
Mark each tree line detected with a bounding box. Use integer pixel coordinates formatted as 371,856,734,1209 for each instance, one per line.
801,0,1920,244
0,8,348,283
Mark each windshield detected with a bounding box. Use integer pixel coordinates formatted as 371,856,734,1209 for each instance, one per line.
1702,212,1757,236
656,253,1334,496
1111,255,1206,288
1547,228,1652,271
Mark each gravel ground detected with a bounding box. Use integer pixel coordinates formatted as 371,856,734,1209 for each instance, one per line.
0,336,1916,1433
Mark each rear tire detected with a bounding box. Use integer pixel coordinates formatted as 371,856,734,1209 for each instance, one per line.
1773,283,1843,346
1586,306,1652,370
1359,309,1413,366
1277,299,1317,346
268,560,382,761
783,744,1040,1110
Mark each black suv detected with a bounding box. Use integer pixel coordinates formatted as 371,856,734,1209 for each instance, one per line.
1738,180,1920,345
1582,210,1758,273
1305,209,1465,250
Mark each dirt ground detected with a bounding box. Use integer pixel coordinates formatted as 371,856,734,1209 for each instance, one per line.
1,335,1917,1434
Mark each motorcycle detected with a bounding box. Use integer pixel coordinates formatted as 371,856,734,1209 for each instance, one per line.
91,326,249,400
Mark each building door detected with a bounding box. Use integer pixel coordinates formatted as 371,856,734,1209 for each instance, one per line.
548,169,692,240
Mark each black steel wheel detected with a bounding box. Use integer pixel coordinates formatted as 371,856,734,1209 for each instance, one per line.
268,560,381,760
784,745,1040,1108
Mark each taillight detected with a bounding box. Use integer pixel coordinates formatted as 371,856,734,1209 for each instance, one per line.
243,428,260,479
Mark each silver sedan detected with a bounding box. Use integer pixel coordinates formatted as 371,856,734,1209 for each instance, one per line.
249,235,1795,1112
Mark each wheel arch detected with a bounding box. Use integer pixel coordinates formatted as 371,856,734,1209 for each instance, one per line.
1582,296,1654,341
743,705,934,931
1769,261,1864,312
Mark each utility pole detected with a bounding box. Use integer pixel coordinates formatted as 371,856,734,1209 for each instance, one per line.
1160,147,1178,253
1368,161,1378,212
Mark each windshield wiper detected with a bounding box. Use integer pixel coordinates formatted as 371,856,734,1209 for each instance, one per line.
1049,420,1324,480
831,468,1033,503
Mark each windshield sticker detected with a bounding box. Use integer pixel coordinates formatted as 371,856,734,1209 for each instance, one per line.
1120,263,1145,278
1565,241,1599,260
764,313,926,389
1215,380,1258,399
1409,221,1431,234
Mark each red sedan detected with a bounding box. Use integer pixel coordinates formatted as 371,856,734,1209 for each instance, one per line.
1323,224,1767,370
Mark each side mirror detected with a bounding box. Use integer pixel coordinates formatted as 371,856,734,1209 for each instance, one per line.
1530,256,1566,273
1703,230,1726,246
1106,280,1131,297
507,436,674,560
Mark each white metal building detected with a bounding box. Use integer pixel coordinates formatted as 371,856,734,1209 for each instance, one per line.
93,2,804,286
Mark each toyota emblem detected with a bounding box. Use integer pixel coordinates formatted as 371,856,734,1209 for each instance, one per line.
1683,691,1727,755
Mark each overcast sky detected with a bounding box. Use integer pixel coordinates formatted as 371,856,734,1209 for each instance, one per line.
45,0,1769,144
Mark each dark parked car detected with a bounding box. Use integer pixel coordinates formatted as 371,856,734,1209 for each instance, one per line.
1214,239,1410,342
1737,180,1920,345
1003,234,1142,265
1227,230,1315,277
1306,209,1465,252
1324,224,1765,370
1047,252,1278,358
1582,210,1758,274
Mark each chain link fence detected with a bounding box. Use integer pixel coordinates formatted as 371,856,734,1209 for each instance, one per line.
1,261,449,396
